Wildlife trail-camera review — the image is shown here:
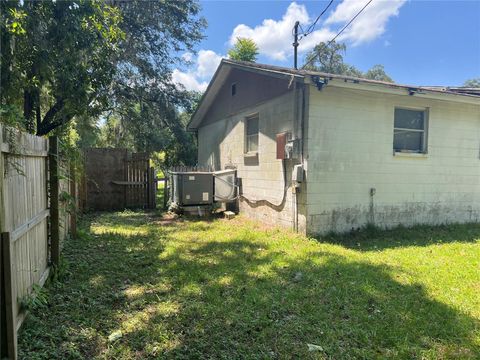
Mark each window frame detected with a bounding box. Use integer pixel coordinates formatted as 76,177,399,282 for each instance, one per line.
244,113,259,155
393,106,429,154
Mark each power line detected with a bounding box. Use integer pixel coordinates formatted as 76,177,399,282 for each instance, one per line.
299,0,334,40
327,0,374,45
301,0,374,70
293,0,334,69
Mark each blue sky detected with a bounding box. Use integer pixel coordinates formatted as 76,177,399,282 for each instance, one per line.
172,0,480,91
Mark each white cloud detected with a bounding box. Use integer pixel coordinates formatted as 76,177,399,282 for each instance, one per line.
172,0,406,91
229,2,310,61
172,69,208,92
229,0,405,60
172,50,223,92
325,0,406,45
196,50,223,78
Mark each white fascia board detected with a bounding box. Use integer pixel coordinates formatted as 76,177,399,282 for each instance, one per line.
312,78,480,106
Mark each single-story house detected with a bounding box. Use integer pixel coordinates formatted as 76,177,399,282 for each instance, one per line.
188,59,480,235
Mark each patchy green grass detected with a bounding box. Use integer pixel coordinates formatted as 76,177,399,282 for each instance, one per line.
19,211,480,359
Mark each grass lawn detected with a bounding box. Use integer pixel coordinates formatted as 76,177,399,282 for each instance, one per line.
19,210,480,359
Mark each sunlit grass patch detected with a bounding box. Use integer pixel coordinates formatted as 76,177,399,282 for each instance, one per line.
19,210,480,359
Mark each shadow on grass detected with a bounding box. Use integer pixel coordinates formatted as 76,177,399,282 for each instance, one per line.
318,223,480,251
18,212,480,359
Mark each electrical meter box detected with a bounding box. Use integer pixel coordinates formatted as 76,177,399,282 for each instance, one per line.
276,132,301,160
171,172,214,206
276,132,289,159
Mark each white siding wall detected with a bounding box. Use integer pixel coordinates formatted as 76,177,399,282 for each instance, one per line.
198,92,307,231
306,85,480,234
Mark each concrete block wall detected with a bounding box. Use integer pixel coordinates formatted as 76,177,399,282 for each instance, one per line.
198,92,307,232
306,84,480,234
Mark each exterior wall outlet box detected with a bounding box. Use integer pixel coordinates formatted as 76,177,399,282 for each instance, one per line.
292,164,304,183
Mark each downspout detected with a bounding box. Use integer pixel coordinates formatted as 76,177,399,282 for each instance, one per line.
291,82,298,231
194,130,199,165
292,79,306,232
298,81,306,232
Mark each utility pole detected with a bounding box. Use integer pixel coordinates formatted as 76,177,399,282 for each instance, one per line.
293,21,299,69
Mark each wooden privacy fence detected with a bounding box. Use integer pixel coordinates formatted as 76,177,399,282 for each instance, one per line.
82,148,156,211
0,126,75,359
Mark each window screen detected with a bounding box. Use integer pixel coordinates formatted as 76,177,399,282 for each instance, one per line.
245,114,259,153
393,108,427,153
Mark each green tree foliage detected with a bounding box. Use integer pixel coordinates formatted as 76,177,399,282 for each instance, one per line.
304,42,351,74
463,78,480,87
1,1,124,135
97,1,205,164
303,41,394,83
228,37,259,62
364,65,394,82
99,92,201,169
0,0,206,166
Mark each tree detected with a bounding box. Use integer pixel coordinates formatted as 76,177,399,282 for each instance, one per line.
364,65,394,82
304,41,353,74
95,1,205,164
228,37,259,62
1,1,124,135
0,0,206,151
303,41,394,83
463,78,480,87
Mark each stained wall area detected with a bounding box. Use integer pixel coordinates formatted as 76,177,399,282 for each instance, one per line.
197,70,307,232
306,84,480,234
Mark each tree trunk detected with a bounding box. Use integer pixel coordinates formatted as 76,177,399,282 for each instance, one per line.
23,89,35,133
36,104,41,132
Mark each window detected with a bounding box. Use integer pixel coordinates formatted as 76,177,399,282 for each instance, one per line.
245,114,259,153
231,83,237,96
393,108,428,153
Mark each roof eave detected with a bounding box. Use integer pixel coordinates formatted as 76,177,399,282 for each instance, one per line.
187,59,305,131
317,77,480,105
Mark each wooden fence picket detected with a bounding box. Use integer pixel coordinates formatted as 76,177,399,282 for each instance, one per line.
0,126,73,359
1,232,17,360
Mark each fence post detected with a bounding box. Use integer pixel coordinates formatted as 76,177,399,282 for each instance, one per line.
69,162,77,239
0,127,6,359
2,232,17,360
152,167,156,209
49,137,60,267
163,176,168,210
148,167,155,209
1,238,7,358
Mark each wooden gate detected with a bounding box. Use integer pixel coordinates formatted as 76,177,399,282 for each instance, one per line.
82,148,156,211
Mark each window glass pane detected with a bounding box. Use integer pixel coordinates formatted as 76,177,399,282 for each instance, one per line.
247,134,258,152
394,108,424,130
394,130,423,152
246,116,258,136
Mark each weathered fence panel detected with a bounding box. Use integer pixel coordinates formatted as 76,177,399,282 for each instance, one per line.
59,176,72,246
84,148,128,210
83,148,156,211
0,124,50,359
58,161,73,248
0,126,75,359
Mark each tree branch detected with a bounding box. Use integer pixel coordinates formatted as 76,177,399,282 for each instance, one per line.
36,98,65,136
